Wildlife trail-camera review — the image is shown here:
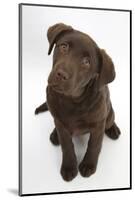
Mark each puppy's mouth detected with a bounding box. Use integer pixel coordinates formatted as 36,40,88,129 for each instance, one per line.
48,83,64,94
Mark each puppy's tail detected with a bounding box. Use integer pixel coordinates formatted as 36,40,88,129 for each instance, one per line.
35,102,48,115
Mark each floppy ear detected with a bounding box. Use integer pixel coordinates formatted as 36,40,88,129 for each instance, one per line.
47,23,73,55
97,49,116,88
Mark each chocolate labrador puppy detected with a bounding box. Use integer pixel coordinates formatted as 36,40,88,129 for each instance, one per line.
35,23,121,181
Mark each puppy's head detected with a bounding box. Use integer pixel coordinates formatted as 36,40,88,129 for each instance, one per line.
47,23,115,97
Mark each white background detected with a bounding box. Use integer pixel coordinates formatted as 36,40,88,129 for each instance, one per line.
0,0,134,200
22,4,130,194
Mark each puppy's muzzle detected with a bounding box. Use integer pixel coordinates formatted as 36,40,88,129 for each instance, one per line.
55,68,69,81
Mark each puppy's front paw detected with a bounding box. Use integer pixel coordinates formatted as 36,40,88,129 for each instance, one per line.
79,161,96,177
61,165,78,182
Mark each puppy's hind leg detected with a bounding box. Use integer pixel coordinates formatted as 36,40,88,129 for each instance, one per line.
105,122,121,140
105,104,121,140
50,128,60,146
35,102,48,114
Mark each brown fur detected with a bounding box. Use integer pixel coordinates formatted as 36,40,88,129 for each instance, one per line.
35,23,121,181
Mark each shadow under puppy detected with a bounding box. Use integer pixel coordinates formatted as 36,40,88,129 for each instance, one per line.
35,23,121,182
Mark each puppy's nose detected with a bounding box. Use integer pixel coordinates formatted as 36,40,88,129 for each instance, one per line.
56,69,69,81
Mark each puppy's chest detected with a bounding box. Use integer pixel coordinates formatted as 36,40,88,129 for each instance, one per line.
48,94,88,119
47,88,104,134
48,96,90,134
66,116,90,135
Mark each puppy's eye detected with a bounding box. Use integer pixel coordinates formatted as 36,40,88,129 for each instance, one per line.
82,57,90,68
59,43,69,53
